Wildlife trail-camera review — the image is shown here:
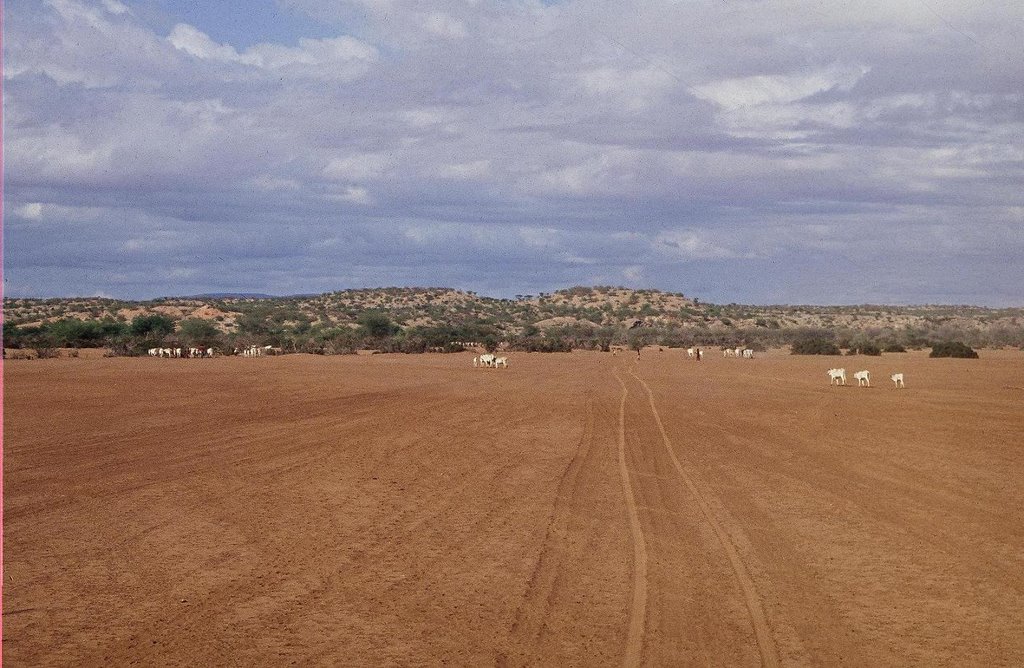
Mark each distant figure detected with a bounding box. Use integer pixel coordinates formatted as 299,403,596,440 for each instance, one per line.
698,348,704,361
636,348,641,359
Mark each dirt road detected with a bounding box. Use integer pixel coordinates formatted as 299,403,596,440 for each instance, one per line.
4,350,1024,665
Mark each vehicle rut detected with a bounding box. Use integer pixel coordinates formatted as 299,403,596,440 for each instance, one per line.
613,368,648,668
506,399,596,659
629,369,780,668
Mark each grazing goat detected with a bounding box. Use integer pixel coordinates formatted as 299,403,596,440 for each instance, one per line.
891,373,905,388
854,370,870,387
494,357,508,368
828,368,847,385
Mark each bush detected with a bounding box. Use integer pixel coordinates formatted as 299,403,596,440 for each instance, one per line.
791,337,840,355
929,341,979,359
177,318,221,346
883,343,906,353
130,314,175,338
358,311,400,339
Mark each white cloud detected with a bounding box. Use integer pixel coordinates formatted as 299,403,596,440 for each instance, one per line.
323,153,394,181
16,203,45,219
438,160,490,179
691,64,870,110
424,12,467,39
167,23,242,62
167,23,377,76
655,230,743,260
101,0,130,15
329,185,374,205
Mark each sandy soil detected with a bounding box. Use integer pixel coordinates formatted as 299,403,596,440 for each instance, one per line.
4,350,1024,665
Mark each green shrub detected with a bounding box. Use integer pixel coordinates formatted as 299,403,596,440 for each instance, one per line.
883,343,906,353
929,341,979,358
130,314,175,337
791,337,840,355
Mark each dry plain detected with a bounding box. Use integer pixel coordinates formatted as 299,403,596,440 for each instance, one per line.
3,349,1024,666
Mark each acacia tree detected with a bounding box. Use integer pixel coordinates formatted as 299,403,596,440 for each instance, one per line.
177,318,222,349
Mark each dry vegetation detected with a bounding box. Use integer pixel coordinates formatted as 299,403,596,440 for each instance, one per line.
4,286,1023,356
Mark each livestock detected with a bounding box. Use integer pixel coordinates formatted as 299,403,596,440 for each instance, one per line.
494,357,508,368
479,353,496,368
687,347,695,358
473,356,479,368
743,349,754,358
206,347,214,358
735,347,744,358
891,373,905,388
854,370,870,387
723,348,734,357
148,348,159,357
828,368,847,385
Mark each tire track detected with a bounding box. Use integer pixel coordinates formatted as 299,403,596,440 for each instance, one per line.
612,368,648,668
629,369,780,668
507,399,596,657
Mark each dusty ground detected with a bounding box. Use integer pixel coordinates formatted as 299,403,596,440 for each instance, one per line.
4,349,1024,666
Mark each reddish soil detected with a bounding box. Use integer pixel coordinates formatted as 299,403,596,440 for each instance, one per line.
4,350,1024,665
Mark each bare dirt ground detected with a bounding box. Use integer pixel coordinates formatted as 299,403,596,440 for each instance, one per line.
4,349,1024,666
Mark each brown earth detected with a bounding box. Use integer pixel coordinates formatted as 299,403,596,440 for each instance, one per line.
3,350,1024,665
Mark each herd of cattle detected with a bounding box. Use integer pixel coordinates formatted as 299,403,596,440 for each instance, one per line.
473,354,509,368
144,347,905,388
828,368,906,388
146,345,283,358
147,347,214,358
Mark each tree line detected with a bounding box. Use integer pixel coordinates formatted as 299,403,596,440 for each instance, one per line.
4,309,1016,358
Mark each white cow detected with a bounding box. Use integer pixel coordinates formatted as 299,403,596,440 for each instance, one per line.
479,353,496,368
723,348,734,357
148,348,159,357
854,370,870,387
472,356,479,368
735,347,744,358
743,349,754,358
206,347,214,358
891,373,905,388
828,368,847,385
494,356,508,368
687,347,695,358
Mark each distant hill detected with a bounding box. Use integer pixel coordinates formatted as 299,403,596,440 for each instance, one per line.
4,286,1023,351
188,292,279,299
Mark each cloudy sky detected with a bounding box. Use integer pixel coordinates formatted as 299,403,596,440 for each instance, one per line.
4,0,1023,304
